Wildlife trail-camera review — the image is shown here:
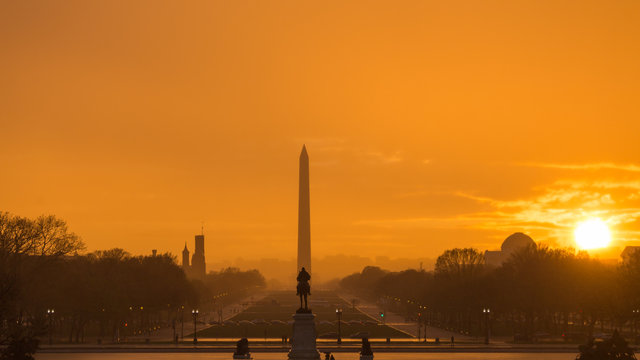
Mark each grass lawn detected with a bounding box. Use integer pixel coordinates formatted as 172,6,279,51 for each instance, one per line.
196,290,410,339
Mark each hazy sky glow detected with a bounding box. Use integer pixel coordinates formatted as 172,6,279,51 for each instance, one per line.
1,1,639,263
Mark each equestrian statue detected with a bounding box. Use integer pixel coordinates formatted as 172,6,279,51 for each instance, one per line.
296,267,311,312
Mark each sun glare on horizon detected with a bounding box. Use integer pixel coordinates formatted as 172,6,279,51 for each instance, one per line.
574,218,612,250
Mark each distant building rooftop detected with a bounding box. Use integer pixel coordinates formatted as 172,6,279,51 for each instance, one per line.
485,232,536,267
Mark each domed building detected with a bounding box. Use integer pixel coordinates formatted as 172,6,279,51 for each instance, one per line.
484,232,536,267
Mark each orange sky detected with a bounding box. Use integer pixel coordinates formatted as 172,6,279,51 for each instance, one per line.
1,0,639,265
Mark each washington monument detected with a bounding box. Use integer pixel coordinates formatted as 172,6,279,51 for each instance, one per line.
297,145,311,275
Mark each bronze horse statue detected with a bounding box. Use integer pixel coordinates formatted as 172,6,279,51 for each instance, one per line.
296,267,311,311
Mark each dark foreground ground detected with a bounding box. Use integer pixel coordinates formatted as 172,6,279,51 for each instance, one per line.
37,341,591,353
33,290,633,358
35,353,577,360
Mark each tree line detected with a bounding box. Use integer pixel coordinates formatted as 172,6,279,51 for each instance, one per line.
0,212,265,359
340,245,640,343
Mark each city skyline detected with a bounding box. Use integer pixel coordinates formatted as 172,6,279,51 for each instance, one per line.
3,1,640,357
1,1,639,263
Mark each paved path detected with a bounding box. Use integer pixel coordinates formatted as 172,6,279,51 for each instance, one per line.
339,293,478,343
125,292,267,343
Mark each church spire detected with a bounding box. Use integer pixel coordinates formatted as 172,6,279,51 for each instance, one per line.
181,242,190,270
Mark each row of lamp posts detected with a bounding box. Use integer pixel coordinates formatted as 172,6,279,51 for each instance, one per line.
177,306,199,344
44,306,203,345
336,303,492,345
44,303,496,346
129,305,199,344
51,303,640,346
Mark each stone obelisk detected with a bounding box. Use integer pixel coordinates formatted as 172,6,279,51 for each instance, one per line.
297,145,311,274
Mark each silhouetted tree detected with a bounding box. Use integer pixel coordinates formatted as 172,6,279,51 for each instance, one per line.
0,212,84,359
340,243,633,342
433,248,485,332
434,248,484,278
577,330,636,360
340,266,388,297
1,211,267,356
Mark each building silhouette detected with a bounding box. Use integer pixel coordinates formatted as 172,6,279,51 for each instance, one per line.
484,232,535,267
181,234,206,280
297,145,311,275
182,242,190,272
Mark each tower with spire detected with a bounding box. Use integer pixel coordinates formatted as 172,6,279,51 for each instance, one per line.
182,242,190,274
181,230,206,280
191,233,206,280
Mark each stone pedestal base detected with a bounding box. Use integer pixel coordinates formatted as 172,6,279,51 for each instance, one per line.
360,355,374,360
288,313,320,360
233,355,252,360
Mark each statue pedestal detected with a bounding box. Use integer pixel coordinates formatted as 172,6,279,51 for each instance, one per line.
288,312,320,360
233,355,252,360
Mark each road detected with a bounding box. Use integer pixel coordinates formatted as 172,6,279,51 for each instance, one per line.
339,293,478,343
75,293,268,344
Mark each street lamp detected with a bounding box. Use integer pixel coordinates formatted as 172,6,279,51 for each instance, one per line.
47,309,55,345
633,309,639,343
483,308,491,345
417,312,422,342
336,308,343,344
192,309,199,344
140,306,145,336
180,305,185,340
128,306,133,338
423,311,428,342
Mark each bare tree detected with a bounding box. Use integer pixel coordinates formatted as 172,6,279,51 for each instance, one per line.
0,212,84,360
435,248,484,278
32,215,84,257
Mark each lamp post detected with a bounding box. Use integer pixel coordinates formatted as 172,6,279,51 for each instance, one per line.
417,312,422,342
192,309,199,344
128,306,133,338
424,312,428,342
181,306,184,340
172,317,176,343
336,308,343,344
633,309,639,343
47,309,55,345
483,308,491,345
140,306,145,336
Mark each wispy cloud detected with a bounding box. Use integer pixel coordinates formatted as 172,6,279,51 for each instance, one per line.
357,178,640,248
354,213,512,229
519,162,640,172
555,179,640,190
454,192,530,208
365,151,403,164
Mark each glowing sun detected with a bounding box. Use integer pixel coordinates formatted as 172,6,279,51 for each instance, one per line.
574,218,612,250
